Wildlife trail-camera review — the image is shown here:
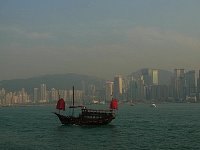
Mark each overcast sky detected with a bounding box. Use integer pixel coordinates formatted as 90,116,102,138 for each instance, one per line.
0,0,200,80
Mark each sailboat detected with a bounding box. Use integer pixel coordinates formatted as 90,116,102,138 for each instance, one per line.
54,86,118,125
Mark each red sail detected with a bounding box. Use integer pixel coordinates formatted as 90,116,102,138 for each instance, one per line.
110,99,118,109
56,98,65,111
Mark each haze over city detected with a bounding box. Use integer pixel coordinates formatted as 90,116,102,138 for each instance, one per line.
1,0,200,80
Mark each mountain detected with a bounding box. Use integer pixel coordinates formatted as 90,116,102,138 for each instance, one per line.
130,68,173,85
0,73,105,93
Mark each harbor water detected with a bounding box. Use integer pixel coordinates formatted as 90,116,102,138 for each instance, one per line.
1,103,200,150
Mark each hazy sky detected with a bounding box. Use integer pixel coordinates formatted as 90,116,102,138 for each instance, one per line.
1,0,200,80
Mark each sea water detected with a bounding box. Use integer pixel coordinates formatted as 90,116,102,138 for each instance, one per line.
1,103,200,150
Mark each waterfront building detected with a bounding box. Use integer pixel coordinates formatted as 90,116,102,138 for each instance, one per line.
21,88,29,103
141,69,160,100
137,77,145,100
0,88,6,105
5,92,13,105
128,77,137,101
141,68,159,86
113,75,123,100
152,69,159,85
185,70,196,99
50,88,57,102
148,85,169,101
141,69,152,86
76,90,84,105
12,94,18,104
127,75,145,102
33,88,39,103
197,70,200,101
67,89,84,105
40,84,47,103
105,81,114,103
174,69,185,101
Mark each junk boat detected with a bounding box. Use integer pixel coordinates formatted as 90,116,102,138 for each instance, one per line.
54,86,118,125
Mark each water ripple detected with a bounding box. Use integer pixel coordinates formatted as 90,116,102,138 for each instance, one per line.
1,104,200,149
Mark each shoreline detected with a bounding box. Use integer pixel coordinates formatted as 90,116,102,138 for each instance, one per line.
1,101,199,108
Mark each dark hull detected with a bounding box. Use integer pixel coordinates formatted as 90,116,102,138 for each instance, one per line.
54,112,115,125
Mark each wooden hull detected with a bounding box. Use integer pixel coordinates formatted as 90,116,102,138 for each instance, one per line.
54,112,115,125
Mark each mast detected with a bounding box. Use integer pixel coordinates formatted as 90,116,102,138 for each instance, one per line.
73,86,75,106
72,86,75,116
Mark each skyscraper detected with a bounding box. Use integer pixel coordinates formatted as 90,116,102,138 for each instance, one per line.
152,69,159,85
185,70,196,96
40,84,47,103
141,69,152,86
33,88,38,103
128,78,137,101
0,88,6,105
105,81,114,103
174,69,185,101
113,75,123,100
50,88,57,102
197,70,200,101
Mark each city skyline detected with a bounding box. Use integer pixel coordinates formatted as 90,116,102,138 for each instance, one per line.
1,0,200,80
1,68,200,106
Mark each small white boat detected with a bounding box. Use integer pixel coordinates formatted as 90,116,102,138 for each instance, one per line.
151,103,156,107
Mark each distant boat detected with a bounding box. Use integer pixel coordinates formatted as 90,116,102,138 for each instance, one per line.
151,103,156,107
54,86,118,126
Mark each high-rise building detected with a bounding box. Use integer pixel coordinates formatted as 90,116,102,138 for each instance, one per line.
137,77,145,100
152,69,159,85
197,70,200,101
113,75,123,100
40,84,47,103
33,88,39,103
185,70,196,96
0,88,6,105
128,78,137,101
174,69,185,78
141,69,160,100
105,81,114,103
50,88,57,102
141,69,152,86
174,69,185,101
127,75,145,102
20,88,29,103
148,85,169,101
141,68,159,86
